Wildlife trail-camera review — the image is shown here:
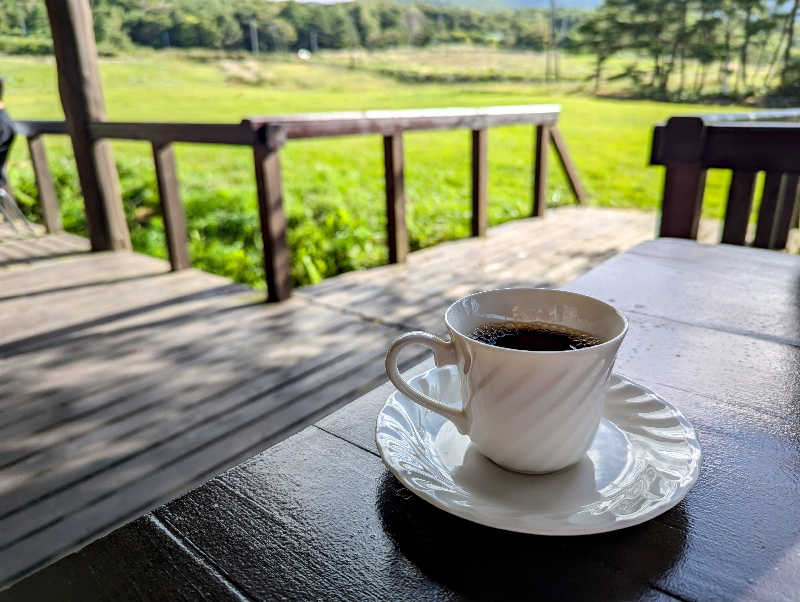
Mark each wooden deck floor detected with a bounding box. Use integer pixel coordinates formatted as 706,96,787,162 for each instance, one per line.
0,207,718,587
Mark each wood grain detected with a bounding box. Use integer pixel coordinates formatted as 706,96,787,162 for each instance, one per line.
0,516,246,601
154,428,678,601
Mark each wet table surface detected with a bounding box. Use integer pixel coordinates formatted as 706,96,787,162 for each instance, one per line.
4,238,800,601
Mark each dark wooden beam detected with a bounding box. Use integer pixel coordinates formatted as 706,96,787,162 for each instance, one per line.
533,125,549,217
152,142,190,271
253,126,291,302
660,166,707,239
44,0,130,251
93,122,255,146
26,135,62,233
651,121,800,173
654,117,707,240
753,172,784,249
471,129,488,237
720,170,756,246
754,173,799,250
771,174,799,250
383,134,408,263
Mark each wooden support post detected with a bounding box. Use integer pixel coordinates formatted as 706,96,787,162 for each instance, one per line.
383,133,408,263
152,142,190,271
471,129,488,237
721,170,756,246
44,0,130,251
533,125,549,217
253,126,291,302
754,172,784,249
755,173,799,250
549,125,587,205
656,117,709,239
26,135,62,233
771,174,800,250
660,166,707,239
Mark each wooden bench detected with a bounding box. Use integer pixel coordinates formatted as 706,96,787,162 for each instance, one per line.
650,109,800,250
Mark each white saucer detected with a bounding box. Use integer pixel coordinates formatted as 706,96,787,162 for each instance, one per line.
375,365,702,536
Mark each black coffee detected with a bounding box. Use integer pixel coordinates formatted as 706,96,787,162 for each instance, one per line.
468,321,604,351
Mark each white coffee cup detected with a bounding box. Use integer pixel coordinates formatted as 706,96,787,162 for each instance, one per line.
385,288,628,474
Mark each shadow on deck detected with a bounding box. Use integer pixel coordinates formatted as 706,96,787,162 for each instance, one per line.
0,207,717,587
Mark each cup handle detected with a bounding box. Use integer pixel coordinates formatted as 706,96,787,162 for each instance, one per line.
385,331,468,434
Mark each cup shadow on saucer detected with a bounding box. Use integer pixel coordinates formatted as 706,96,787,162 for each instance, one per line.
376,471,688,600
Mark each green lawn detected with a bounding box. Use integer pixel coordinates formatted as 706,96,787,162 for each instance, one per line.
3,50,741,289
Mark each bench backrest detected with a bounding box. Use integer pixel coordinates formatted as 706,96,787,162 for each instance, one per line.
650,114,800,250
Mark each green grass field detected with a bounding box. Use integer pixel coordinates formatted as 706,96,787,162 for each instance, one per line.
3,49,745,289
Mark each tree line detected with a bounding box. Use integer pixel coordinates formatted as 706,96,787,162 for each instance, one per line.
578,0,800,99
1,1,564,53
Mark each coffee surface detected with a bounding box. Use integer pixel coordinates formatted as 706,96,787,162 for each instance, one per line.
468,321,604,351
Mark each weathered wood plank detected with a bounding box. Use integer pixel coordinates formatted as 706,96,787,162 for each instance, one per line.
0,331,408,584
471,129,488,237
0,516,245,602
152,142,190,271
25,136,61,234
721,170,756,245
570,239,800,345
532,124,549,217
155,428,676,601
383,133,408,263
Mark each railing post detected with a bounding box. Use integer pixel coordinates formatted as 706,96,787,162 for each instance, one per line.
533,125,549,217
549,125,587,205
656,117,708,239
152,141,190,271
383,133,408,263
26,135,62,233
471,129,488,237
253,125,291,302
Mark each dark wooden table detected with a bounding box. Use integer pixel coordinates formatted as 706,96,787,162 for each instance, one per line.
4,238,800,601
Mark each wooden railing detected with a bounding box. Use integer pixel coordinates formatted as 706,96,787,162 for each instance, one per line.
650,108,800,250
14,105,586,301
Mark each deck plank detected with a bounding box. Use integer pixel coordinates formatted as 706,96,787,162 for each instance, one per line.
0,207,723,588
